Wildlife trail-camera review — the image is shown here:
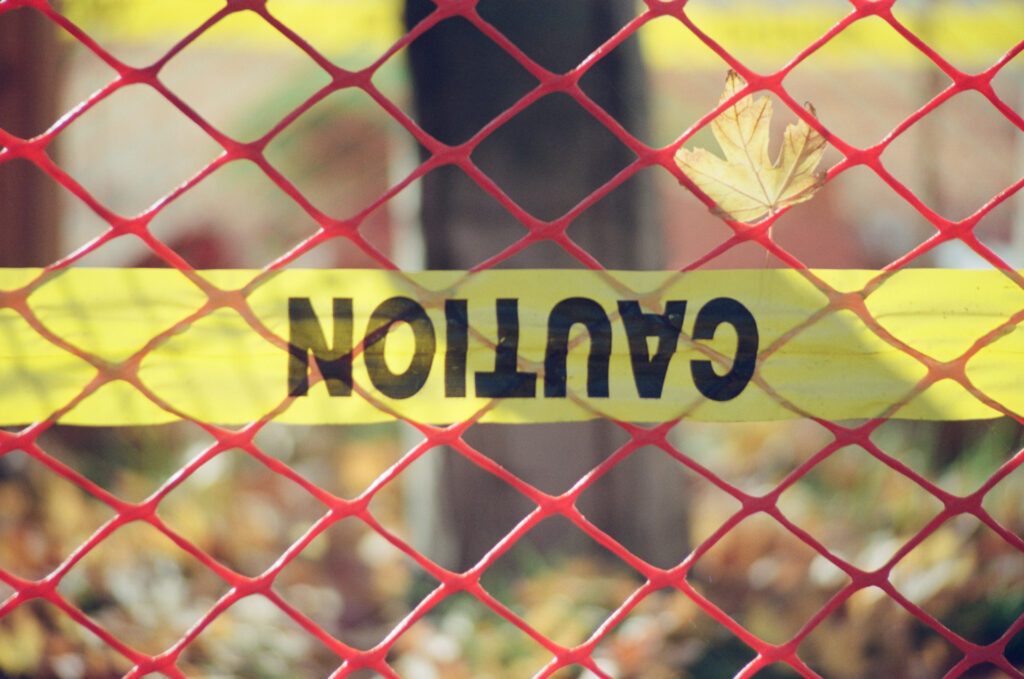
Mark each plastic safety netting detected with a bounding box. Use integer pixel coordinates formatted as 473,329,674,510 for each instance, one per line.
1,0,1023,677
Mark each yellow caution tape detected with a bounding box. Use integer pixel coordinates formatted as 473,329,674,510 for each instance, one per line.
60,0,1023,71
645,1,1024,70
1,268,1021,426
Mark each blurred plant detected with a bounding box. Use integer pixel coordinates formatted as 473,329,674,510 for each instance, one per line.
2,416,1020,677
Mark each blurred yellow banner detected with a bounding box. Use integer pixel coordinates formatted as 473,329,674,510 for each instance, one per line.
1,268,1021,425
62,0,1023,70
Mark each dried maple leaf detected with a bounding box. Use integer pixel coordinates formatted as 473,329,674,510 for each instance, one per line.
675,70,827,223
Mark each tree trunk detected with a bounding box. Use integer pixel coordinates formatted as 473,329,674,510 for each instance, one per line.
405,1,688,570
0,7,60,267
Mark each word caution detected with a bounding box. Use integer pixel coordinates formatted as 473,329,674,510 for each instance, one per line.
288,296,759,402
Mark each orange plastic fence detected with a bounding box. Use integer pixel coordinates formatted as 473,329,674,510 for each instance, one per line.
1,0,1023,677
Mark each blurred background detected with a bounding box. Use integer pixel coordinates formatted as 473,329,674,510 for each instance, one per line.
1,0,1023,677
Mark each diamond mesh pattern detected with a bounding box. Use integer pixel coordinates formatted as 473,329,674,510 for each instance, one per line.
1,0,1023,677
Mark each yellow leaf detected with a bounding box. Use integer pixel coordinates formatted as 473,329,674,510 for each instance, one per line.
675,70,827,222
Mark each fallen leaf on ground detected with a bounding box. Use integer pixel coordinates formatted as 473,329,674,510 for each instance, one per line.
675,70,827,223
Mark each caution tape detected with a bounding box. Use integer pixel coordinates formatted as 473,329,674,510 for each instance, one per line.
2,268,1023,426
60,0,1023,70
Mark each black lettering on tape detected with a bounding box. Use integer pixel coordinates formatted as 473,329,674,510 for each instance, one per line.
364,297,435,399
544,297,612,398
287,297,353,397
619,300,687,399
475,298,537,398
445,299,468,397
289,293,756,405
689,297,758,401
